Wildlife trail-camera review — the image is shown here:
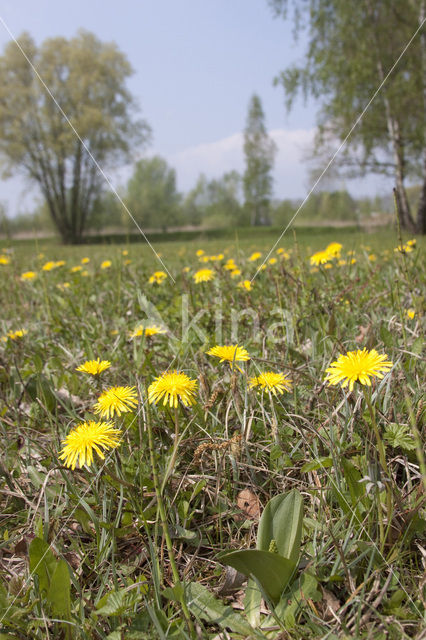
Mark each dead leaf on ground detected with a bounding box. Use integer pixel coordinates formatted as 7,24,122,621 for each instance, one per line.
236,489,261,520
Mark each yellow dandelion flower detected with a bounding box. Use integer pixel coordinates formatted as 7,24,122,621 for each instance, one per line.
238,279,253,291
206,344,250,370
249,371,292,395
21,271,37,281
94,386,138,419
57,282,70,290
2,329,27,342
101,260,112,269
81,257,90,264
124,259,132,265
368,254,376,261
338,259,346,266
81,270,89,277
130,324,166,338
0,255,10,265
149,270,167,284
182,266,190,273
71,265,83,273
406,239,416,247
196,249,205,257
249,252,262,262
224,260,237,271
268,257,277,265
324,263,333,269
122,250,129,256
148,370,198,408
199,255,211,263
325,348,393,392
193,268,215,283
326,242,342,258
42,260,57,271
76,358,111,375
276,248,285,254
310,250,330,266
230,268,241,278
59,420,122,470
406,309,415,319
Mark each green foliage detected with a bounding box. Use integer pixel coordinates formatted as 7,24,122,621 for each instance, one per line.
0,30,150,244
29,538,71,638
383,423,416,451
126,156,181,232
269,0,426,232
219,490,303,604
243,94,277,226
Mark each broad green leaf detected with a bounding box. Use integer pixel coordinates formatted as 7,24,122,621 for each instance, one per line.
29,538,57,595
243,578,262,627
218,549,296,604
185,581,257,637
257,489,303,564
264,572,321,629
46,559,71,620
341,458,367,515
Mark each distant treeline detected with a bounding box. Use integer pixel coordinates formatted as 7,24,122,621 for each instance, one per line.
0,160,421,238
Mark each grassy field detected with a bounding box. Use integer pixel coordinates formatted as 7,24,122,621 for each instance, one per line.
0,226,425,639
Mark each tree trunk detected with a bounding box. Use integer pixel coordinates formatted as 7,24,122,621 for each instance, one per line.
366,0,416,232
417,0,426,234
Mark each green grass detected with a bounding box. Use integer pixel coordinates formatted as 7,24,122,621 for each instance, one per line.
0,227,424,639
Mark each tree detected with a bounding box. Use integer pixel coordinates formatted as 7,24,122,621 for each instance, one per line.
243,94,277,226
182,171,245,228
269,0,426,233
0,30,150,243
126,156,181,232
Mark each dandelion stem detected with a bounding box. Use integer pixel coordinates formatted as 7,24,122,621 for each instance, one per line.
145,401,194,635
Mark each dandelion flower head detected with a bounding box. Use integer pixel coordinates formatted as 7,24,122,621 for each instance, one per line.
94,386,138,419
21,271,37,281
1,329,27,342
206,344,250,370
76,358,112,375
59,420,122,470
249,252,262,262
130,324,166,338
101,260,112,269
249,371,292,395
149,271,167,284
238,279,253,291
148,370,198,408
0,255,10,265
193,268,215,283
310,250,330,266
325,348,393,392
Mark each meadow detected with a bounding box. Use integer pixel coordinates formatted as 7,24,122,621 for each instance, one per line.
0,226,424,640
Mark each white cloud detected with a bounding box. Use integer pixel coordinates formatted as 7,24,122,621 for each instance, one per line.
162,127,316,199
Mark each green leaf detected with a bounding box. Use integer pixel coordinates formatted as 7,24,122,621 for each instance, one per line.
257,489,303,564
301,456,333,473
341,458,367,515
264,572,321,629
243,578,262,627
46,559,71,620
29,538,57,595
383,423,416,451
218,549,296,604
185,581,257,637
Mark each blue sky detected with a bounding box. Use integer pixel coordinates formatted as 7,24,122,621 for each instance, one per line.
0,0,391,217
